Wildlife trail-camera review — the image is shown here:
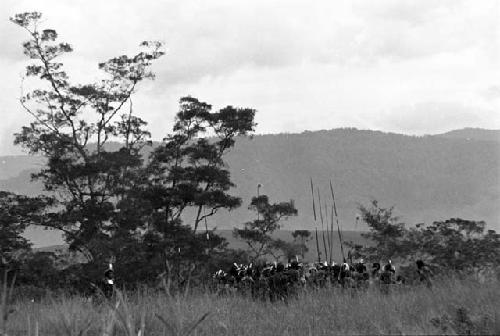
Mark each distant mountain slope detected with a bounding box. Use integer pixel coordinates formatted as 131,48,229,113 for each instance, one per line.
435,128,500,142
220,128,499,230
0,155,45,180
1,128,499,247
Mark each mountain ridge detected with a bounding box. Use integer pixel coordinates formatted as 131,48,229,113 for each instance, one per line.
1,127,498,247
434,127,500,142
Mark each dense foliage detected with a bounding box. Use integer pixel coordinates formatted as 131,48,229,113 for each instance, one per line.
349,200,500,272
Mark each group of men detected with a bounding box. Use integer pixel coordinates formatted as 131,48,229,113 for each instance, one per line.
100,258,433,300
212,258,433,300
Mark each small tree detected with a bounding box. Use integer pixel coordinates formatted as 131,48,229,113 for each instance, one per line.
233,195,298,262
355,200,406,261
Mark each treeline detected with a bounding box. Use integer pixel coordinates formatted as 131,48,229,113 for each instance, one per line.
348,201,500,274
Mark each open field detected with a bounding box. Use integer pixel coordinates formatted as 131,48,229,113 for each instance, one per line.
4,275,500,336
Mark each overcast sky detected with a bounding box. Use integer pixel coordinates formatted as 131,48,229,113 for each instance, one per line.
0,0,499,155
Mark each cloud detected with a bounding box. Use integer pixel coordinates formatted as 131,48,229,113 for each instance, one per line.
3,0,498,84
350,0,498,63
481,85,500,101
354,0,461,25
0,0,498,155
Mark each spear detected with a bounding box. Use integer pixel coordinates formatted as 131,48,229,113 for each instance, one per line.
330,180,346,262
315,228,321,263
310,177,317,221
324,202,331,255
310,178,320,262
317,189,328,262
329,204,334,265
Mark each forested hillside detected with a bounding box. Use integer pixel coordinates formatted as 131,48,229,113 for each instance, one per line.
1,127,499,246
437,127,500,142
221,128,500,230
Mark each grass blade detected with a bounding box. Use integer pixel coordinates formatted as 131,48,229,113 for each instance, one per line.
182,312,210,336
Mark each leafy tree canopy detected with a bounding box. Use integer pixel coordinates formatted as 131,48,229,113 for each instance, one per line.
234,195,298,262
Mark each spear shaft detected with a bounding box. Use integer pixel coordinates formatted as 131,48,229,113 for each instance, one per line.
310,178,320,262
329,204,334,265
330,180,346,262
310,178,317,221
315,228,321,263
317,189,328,262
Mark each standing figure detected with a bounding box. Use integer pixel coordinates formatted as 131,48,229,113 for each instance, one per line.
339,262,354,288
416,259,433,288
353,259,369,289
355,259,369,280
380,260,396,282
103,263,114,298
380,260,396,294
268,263,288,302
383,260,396,274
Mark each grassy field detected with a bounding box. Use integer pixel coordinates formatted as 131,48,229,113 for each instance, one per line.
3,275,500,336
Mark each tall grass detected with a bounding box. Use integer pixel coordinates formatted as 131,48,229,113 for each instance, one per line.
4,275,500,335
1,268,16,336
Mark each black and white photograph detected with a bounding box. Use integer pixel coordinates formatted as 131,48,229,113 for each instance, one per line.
0,1,499,335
